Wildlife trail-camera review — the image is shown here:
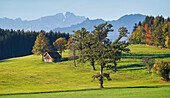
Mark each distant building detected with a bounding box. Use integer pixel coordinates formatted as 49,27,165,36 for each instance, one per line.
43,52,61,62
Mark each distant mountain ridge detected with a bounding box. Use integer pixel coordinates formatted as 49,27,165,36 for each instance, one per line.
0,12,86,31
0,12,146,40
53,14,146,40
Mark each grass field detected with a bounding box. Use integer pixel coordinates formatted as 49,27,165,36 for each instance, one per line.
0,44,170,97
2,86,170,98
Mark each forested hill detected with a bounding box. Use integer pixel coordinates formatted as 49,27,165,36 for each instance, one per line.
0,29,69,60
129,16,170,48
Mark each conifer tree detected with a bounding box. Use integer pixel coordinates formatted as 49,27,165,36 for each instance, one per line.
32,32,51,61
132,23,138,32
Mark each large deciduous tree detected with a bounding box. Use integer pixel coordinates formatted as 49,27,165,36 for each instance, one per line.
72,23,130,88
90,23,130,88
82,33,96,70
91,23,113,88
67,35,77,67
32,32,51,61
72,28,89,63
110,27,130,72
53,37,67,57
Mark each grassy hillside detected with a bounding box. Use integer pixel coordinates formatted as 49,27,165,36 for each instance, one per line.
0,44,170,95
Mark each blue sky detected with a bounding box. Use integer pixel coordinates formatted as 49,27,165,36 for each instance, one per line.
0,0,169,21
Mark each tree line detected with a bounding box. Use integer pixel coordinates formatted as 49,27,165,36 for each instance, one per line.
129,16,170,48
0,29,69,60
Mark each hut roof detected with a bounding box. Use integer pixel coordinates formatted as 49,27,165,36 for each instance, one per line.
44,52,61,59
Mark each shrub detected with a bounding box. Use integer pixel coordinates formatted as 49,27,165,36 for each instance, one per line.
142,57,155,73
152,60,170,81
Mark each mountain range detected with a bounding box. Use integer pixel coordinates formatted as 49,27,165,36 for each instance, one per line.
0,12,86,31
0,12,146,40
53,13,146,40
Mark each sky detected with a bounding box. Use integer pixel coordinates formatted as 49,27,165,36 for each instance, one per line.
0,0,170,21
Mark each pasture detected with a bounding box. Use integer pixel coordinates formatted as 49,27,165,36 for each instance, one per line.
0,45,170,97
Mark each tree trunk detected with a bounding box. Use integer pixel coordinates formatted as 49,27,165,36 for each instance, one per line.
80,50,85,63
165,74,169,81
61,51,62,58
90,58,96,70
73,46,76,67
100,66,104,88
114,60,117,72
74,58,76,67
148,69,150,73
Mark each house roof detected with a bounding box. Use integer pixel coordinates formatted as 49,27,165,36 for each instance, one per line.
44,52,61,58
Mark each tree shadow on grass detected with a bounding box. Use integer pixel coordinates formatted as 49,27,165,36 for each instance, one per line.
0,59,12,63
122,53,170,59
118,64,145,69
121,67,146,71
61,56,79,61
0,86,164,96
0,60,4,62
106,86,161,89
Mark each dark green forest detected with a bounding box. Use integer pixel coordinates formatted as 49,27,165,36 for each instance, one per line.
0,29,69,60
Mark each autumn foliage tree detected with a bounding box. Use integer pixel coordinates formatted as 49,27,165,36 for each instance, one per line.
53,37,67,56
129,16,170,48
152,60,170,81
32,32,51,61
162,22,170,48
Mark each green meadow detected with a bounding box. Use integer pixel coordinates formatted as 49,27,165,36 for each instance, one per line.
0,45,170,97
2,86,170,98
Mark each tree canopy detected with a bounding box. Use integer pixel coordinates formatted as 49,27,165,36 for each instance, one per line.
71,22,130,88
32,32,51,60
129,16,170,48
53,37,67,56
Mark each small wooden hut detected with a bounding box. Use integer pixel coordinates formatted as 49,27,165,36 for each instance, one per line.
43,52,61,62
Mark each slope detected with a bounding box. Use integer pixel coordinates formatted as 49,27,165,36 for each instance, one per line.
0,45,169,95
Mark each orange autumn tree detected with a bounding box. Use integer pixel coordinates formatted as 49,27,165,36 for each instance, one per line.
162,22,170,48
129,16,170,48
53,37,67,57
144,24,152,44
